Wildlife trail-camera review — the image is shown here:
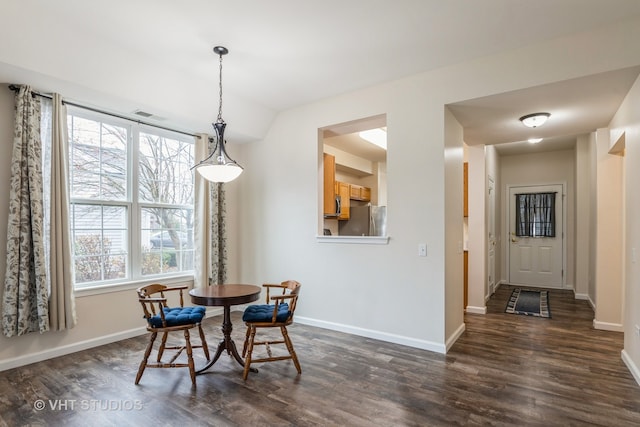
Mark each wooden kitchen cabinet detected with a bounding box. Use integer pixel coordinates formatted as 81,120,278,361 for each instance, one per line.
349,184,371,202
336,181,350,220
361,186,371,202
349,185,360,200
323,153,337,216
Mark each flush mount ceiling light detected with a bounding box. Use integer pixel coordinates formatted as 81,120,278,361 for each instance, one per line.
528,138,543,144
192,46,243,183
519,112,550,128
359,128,387,150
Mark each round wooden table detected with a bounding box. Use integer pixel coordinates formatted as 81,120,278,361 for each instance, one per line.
189,284,261,374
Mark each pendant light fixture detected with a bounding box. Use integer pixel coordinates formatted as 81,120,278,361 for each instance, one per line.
192,46,243,183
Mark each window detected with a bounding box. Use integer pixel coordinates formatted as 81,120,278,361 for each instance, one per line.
515,192,556,237
67,107,195,288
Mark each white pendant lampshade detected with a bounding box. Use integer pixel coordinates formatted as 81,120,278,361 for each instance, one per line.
197,163,243,183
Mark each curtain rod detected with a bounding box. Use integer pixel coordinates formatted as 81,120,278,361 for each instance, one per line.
7,84,200,139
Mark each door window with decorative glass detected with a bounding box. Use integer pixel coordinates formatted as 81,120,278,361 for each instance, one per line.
514,192,556,238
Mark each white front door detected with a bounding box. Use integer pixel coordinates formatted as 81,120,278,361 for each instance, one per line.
508,184,564,288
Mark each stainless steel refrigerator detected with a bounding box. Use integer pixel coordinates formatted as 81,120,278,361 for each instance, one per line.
338,204,387,236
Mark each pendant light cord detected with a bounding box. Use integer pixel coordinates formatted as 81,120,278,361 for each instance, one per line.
217,52,224,124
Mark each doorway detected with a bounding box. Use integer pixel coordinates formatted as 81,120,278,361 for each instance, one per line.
507,184,565,288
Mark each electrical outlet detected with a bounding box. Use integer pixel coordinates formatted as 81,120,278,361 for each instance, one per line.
636,325,640,337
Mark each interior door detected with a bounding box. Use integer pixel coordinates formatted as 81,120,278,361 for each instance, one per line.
508,184,564,288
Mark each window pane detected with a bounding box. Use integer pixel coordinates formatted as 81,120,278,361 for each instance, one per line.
68,115,127,201
71,171,101,198
71,203,129,285
104,255,126,280
141,206,193,277
139,132,194,204
141,252,163,275
515,193,556,237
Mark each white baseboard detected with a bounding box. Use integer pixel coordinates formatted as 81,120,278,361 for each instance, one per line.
0,326,147,372
296,316,446,354
593,319,624,332
0,307,225,373
621,350,640,387
465,306,487,315
446,323,466,352
574,292,596,310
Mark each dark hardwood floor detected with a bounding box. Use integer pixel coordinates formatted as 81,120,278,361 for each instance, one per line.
2,285,640,426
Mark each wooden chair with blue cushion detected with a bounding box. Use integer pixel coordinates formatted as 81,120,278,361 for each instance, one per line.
135,284,210,386
241,280,302,380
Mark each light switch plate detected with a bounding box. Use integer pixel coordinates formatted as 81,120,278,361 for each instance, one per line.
418,243,427,257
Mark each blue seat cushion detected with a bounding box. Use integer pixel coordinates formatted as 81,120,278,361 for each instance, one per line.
243,303,290,323
148,306,206,328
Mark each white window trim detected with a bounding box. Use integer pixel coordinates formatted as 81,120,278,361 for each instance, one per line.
316,235,390,244
74,274,196,297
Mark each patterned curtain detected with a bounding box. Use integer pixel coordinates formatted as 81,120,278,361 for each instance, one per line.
2,86,50,337
194,135,228,287
515,192,556,237
210,181,227,285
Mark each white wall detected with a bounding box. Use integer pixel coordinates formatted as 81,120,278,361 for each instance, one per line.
238,16,640,353
589,132,598,302
609,73,640,383
467,145,487,313
444,108,465,347
575,135,593,300
239,82,450,351
594,128,624,331
485,145,501,289
499,149,576,288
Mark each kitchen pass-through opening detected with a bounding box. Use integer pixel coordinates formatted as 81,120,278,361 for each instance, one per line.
319,114,388,241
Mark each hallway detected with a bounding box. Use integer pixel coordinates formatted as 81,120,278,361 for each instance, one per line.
456,284,639,424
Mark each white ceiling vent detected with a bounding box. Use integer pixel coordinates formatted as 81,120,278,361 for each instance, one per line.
134,110,153,117
133,110,166,121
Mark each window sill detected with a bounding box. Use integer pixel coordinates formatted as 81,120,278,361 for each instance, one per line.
316,235,390,245
74,274,195,298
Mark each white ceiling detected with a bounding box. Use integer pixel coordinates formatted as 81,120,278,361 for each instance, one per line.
322,114,387,163
448,66,640,155
2,0,640,151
